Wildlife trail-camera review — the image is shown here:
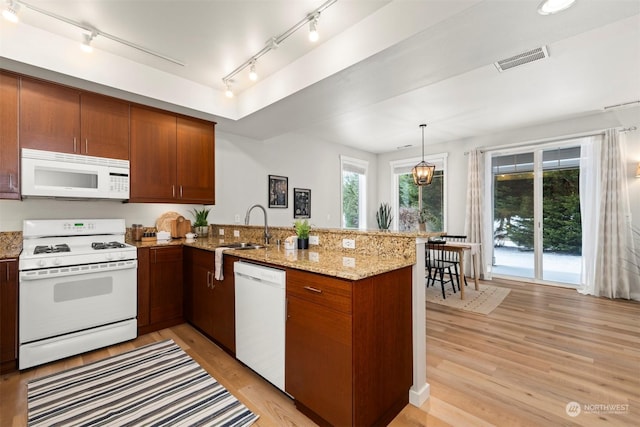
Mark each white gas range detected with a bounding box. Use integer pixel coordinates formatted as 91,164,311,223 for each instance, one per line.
19,219,137,370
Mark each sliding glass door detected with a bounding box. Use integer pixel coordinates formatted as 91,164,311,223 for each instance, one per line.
491,145,582,285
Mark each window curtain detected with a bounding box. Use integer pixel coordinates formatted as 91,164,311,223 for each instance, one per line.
464,149,489,279
579,129,640,300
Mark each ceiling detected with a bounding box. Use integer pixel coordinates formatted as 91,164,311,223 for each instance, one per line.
3,0,640,153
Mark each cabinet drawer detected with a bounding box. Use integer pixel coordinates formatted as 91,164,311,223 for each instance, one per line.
286,269,352,314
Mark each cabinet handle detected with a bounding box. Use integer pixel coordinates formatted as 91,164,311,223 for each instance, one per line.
172,185,176,198
9,174,13,190
85,138,89,154
180,185,183,198
73,137,77,152
303,286,323,294
207,271,212,288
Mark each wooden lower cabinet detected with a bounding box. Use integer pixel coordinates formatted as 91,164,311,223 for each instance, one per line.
137,246,184,335
184,248,236,353
285,267,413,427
0,259,18,374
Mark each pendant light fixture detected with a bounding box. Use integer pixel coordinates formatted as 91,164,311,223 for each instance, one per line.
412,124,436,186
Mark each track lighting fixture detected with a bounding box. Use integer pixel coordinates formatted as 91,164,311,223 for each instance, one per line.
221,0,336,95
80,31,96,53
2,0,20,23
5,0,184,65
308,14,319,42
249,61,258,81
412,124,436,186
224,80,234,98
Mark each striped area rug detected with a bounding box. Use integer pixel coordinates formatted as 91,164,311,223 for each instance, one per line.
27,340,259,427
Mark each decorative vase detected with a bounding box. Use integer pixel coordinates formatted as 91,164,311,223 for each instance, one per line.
195,225,208,237
418,223,426,233
297,237,309,249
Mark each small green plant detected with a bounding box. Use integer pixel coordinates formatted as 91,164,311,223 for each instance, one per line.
191,207,211,227
294,219,311,239
376,203,393,230
418,207,429,224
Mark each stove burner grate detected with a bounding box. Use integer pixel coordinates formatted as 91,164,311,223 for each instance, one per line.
34,244,71,255
91,241,127,250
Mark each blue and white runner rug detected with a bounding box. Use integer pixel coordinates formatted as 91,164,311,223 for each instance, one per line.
27,339,259,426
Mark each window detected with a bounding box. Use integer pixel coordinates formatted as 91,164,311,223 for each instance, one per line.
390,154,447,232
341,156,368,229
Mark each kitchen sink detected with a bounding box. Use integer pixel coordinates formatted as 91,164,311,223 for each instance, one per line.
225,242,264,250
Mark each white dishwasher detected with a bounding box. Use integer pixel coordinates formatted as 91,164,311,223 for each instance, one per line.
234,261,286,392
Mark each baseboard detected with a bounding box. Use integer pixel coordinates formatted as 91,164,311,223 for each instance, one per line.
409,382,430,407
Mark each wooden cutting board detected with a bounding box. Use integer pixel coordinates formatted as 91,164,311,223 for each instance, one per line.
171,216,191,238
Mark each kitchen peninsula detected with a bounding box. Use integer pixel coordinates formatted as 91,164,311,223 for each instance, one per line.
131,225,417,427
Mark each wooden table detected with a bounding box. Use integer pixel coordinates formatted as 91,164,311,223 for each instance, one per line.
441,242,480,299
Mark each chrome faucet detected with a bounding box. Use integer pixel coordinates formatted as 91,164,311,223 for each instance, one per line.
244,204,271,245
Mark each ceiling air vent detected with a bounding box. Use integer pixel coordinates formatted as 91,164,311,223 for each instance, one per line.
494,46,549,72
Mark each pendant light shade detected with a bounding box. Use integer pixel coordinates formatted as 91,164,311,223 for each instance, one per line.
412,124,436,186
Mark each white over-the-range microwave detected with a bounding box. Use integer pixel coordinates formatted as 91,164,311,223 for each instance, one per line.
21,148,130,200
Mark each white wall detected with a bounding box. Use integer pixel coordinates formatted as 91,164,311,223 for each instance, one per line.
212,131,378,229
377,108,640,235
0,131,377,232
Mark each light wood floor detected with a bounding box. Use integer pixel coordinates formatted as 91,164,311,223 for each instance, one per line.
1,278,638,426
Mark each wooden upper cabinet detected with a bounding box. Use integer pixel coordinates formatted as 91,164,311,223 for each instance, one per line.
19,77,130,159
0,72,20,199
177,117,215,204
20,77,81,154
80,92,130,159
130,106,177,201
130,106,215,204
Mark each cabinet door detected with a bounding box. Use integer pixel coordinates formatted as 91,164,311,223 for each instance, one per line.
149,246,183,324
0,72,19,199
130,106,177,202
286,295,353,426
211,255,235,353
80,92,130,159
176,117,215,204
20,78,80,154
184,247,214,336
136,247,150,328
0,260,18,370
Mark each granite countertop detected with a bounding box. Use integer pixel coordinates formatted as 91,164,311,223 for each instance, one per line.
0,247,21,260
129,237,414,281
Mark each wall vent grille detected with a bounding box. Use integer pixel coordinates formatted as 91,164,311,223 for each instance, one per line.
494,46,549,72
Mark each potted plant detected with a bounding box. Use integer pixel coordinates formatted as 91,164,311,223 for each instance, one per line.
418,207,429,233
294,219,311,249
191,207,211,237
376,203,393,230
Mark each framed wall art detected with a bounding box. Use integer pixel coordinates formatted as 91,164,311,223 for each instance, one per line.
268,175,288,208
293,188,311,219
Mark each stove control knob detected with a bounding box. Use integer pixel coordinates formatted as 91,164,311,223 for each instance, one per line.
119,252,126,259
53,258,61,266
37,259,47,267
106,253,114,261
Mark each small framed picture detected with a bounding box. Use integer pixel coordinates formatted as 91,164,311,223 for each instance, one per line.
268,175,288,208
294,188,311,219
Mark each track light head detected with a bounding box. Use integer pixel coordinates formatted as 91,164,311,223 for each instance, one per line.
2,0,20,23
81,32,96,53
249,61,258,81
224,80,234,98
308,13,319,42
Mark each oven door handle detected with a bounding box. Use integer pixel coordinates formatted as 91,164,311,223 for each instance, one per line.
20,260,137,281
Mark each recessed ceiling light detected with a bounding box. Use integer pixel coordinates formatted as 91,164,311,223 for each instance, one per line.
537,0,577,15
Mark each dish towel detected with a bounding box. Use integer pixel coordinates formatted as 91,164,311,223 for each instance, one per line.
214,247,228,280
